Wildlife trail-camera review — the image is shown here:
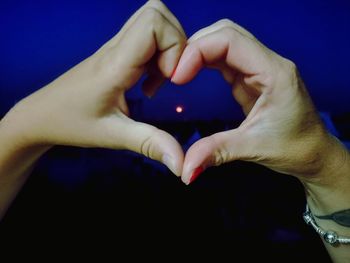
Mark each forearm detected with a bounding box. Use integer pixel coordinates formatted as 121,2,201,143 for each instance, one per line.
303,135,350,263
0,110,50,220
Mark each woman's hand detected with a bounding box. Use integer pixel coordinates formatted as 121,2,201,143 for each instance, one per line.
172,19,350,210
2,0,186,176
173,20,350,261
0,0,186,219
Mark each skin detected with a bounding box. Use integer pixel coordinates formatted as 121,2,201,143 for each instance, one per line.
1,1,349,261
172,19,350,262
0,0,186,219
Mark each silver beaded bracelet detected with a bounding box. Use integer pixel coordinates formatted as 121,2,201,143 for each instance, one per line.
303,204,350,245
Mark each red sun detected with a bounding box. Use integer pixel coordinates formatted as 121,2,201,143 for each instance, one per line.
176,106,184,113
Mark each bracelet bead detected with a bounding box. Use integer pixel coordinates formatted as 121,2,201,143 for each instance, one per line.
303,204,350,245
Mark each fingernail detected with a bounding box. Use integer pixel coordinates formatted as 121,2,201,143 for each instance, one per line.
162,154,178,176
170,68,177,82
189,166,204,184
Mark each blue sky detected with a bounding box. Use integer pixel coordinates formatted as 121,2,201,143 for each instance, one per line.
0,0,349,121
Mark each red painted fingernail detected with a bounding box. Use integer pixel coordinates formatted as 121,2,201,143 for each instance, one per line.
170,68,177,80
189,167,204,184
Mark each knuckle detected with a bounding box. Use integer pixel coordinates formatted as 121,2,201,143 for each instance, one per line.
217,18,235,27
213,148,225,166
141,7,163,24
283,58,297,73
217,19,244,36
218,19,257,41
146,0,166,9
210,133,228,166
140,126,159,159
140,135,153,159
277,58,299,85
219,26,239,41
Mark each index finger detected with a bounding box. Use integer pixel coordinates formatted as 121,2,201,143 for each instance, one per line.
171,22,272,85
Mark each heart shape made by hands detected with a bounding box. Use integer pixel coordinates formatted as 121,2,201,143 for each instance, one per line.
144,19,322,185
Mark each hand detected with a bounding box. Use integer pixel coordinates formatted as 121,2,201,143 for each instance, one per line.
172,19,343,185
2,0,186,176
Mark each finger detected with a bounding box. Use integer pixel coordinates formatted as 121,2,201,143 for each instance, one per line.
172,24,270,85
105,0,186,50
188,19,256,43
181,129,251,184
97,115,184,176
111,6,187,89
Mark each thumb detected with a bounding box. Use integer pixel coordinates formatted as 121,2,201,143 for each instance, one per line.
182,128,250,184
103,116,184,176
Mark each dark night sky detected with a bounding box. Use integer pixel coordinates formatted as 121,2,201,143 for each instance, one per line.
0,0,349,121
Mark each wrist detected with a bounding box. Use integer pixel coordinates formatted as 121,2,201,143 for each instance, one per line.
0,103,53,151
1,104,36,149
0,107,51,177
302,134,350,214
0,110,50,219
